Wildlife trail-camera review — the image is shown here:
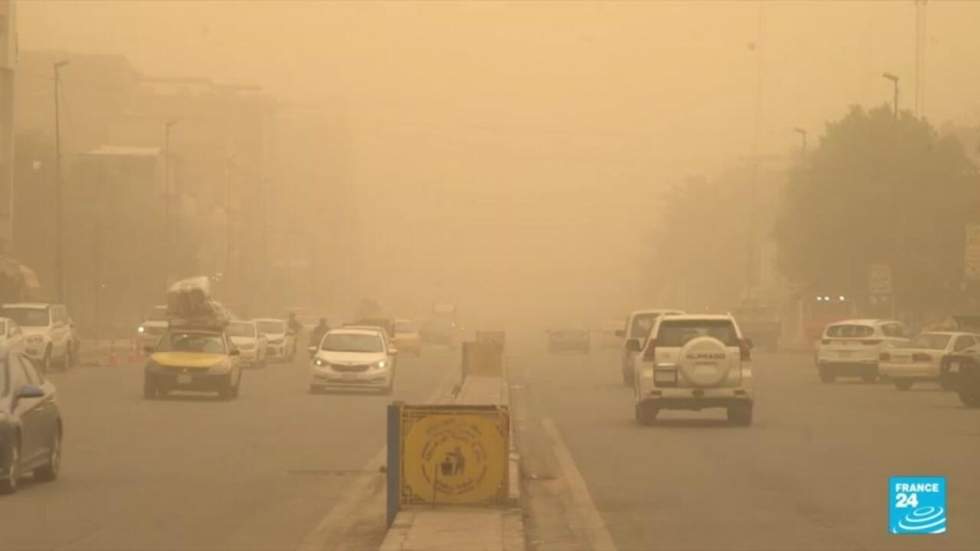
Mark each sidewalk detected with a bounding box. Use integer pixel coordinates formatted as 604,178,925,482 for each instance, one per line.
378,373,525,551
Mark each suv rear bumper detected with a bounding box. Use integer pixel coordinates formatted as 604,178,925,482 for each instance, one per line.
638,388,752,411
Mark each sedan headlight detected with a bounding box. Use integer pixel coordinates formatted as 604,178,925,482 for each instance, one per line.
138,326,146,334
313,358,329,367
374,360,387,370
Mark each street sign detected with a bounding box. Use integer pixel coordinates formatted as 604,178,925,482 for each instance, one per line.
964,224,980,281
869,263,893,295
398,405,509,506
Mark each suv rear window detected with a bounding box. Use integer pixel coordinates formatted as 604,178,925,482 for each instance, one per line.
656,319,739,347
826,324,874,338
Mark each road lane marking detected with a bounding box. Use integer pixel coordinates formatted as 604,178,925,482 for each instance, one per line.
541,417,618,551
295,365,461,551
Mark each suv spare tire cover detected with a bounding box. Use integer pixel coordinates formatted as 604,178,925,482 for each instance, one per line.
678,336,732,387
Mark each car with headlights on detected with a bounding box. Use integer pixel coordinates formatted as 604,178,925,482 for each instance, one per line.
255,318,295,362
879,331,979,391
137,305,169,350
0,303,76,372
1,348,62,494
309,328,397,394
143,327,242,399
226,320,268,368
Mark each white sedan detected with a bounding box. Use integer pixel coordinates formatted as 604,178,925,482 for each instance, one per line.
308,328,397,394
226,320,268,368
879,331,980,390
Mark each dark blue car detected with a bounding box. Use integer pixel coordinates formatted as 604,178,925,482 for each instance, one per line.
0,348,62,494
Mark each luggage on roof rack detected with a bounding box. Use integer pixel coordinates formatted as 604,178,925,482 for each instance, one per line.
165,276,230,330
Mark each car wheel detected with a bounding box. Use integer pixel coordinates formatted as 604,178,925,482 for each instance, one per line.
894,380,913,391
143,377,158,399
634,402,657,426
818,367,835,383
34,428,62,482
727,403,753,426
0,440,20,495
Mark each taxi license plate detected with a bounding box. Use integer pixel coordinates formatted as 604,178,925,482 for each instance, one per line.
177,374,193,385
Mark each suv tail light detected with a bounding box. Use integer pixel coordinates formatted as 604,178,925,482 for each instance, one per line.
880,352,891,361
861,339,881,345
643,339,657,362
739,339,751,361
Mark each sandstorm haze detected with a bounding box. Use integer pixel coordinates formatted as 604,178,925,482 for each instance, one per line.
16,1,980,328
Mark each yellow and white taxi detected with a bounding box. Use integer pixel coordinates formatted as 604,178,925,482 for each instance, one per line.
143,328,242,399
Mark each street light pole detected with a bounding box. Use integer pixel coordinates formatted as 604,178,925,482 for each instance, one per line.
163,119,179,281
883,72,900,118
793,127,808,156
53,60,69,303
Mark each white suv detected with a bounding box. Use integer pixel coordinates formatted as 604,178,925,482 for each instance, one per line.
633,314,753,426
618,308,685,385
0,303,76,371
815,319,910,383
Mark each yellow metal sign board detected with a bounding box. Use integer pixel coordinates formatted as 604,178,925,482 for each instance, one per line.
399,405,509,505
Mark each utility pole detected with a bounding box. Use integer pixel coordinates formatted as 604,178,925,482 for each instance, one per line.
914,0,927,117
883,72,899,118
745,3,765,300
163,118,179,281
53,59,69,303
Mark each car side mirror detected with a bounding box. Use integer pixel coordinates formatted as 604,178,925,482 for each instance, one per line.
626,338,642,352
615,329,626,338
307,345,317,357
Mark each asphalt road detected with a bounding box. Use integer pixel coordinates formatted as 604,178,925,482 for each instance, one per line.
1,343,456,551
512,337,980,551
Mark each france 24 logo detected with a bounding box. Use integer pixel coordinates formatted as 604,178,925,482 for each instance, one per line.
889,476,946,535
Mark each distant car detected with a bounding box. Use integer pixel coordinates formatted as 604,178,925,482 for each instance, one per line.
226,320,268,368
143,327,243,399
393,319,422,357
137,305,169,350
880,331,979,391
1,347,63,494
0,303,76,372
547,329,590,353
352,317,396,339
597,319,625,349
308,327,397,394
255,318,295,362
420,318,458,347
619,309,685,386
815,319,910,383
0,318,24,352
633,314,754,426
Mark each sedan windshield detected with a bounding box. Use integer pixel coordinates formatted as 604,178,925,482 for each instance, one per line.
321,333,383,353
226,322,256,338
257,321,284,334
156,332,226,354
1,307,49,327
909,333,952,350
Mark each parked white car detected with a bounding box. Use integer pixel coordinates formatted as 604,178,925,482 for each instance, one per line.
815,319,910,383
633,314,753,426
0,317,24,351
255,318,295,363
226,320,269,368
619,308,685,385
0,303,75,372
308,327,397,394
879,331,979,390
137,305,169,350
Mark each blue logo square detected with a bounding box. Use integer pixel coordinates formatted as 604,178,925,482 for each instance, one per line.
889,476,947,535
